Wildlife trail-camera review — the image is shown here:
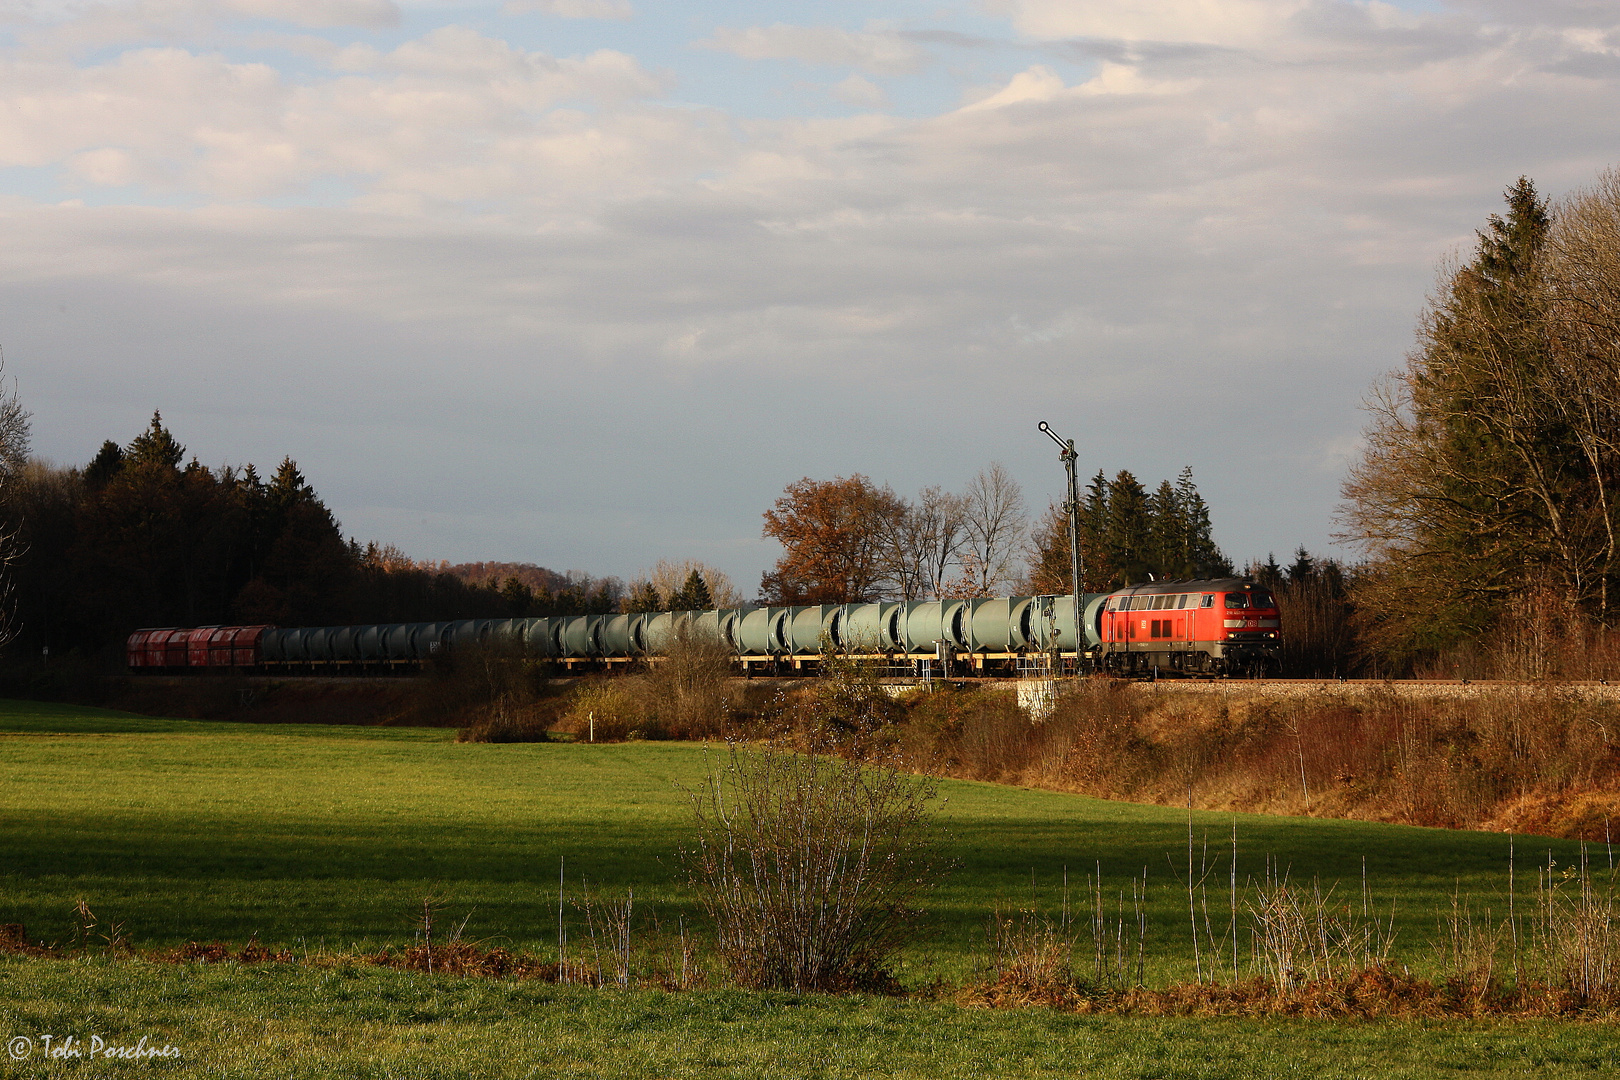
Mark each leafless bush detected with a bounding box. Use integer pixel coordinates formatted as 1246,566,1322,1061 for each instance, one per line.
979,869,1149,1004
794,644,903,751
1247,867,1396,988
1523,848,1620,999
1435,890,1505,1003
1273,572,1358,677
647,622,737,737
684,739,946,992
574,883,637,988
981,904,1080,1002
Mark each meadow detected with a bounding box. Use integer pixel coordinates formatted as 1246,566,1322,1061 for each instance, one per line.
1,698,1616,1078
0,698,1581,975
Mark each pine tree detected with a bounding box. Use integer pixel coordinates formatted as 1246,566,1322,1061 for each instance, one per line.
83,441,125,487
1175,467,1229,577
1103,471,1150,585
500,576,535,616
125,411,185,472
671,569,712,611
1145,479,1183,576
1341,176,1596,658
1077,470,1113,591
267,457,315,511
625,581,662,613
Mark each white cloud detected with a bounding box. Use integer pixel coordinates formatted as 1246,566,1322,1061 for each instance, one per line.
225,0,399,29
960,64,1066,109
7,1,1620,577
501,0,633,20
830,73,887,108
0,27,673,200
701,23,928,75
989,0,1311,47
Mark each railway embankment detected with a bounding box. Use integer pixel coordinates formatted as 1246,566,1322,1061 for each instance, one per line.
1141,678,1620,702
893,678,1620,841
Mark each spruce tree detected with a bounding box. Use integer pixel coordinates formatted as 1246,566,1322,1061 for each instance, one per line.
83,440,125,487
1175,467,1230,578
126,411,185,472
671,569,712,611
626,582,662,613
1079,470,1113,591
1145,479,1183,576
1104,470,1150,585
1342,175,1594,658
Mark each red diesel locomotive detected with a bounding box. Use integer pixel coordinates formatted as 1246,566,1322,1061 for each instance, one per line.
1094,577,1281,676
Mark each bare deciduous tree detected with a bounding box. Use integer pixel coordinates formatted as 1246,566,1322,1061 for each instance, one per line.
878,485,967,600
960,462,1027,596
0,357,31,649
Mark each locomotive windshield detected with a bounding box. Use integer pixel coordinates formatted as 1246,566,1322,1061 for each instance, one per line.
1224,593,1250,608
1250,591,1276,609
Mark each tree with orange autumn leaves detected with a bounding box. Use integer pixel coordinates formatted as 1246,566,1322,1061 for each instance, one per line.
759,475,906,604
758,467,1031,604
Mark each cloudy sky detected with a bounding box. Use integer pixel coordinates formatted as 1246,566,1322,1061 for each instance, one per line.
4,0,1618,591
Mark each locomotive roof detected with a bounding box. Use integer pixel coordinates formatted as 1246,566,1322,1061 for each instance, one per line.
1113,577,1257,595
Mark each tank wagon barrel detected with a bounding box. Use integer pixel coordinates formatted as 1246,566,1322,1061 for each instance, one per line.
126,579,1279,677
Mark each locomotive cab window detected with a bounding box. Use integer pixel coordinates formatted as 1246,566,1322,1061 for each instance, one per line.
1250,591,1276,609
1200,594,1214,608
1225,593,1249,609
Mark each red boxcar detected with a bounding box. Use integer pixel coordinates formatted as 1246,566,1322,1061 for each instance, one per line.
127,626,268,670
126,628,178,669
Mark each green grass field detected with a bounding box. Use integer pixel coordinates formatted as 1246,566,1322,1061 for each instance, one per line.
0,698,1585,977
4,958,1620,1080
2,699,1615,1078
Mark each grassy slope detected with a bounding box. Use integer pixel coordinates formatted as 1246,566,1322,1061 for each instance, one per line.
0,699,1591,979
2,699,1616,1078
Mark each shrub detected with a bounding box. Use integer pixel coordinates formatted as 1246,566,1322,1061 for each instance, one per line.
684,740,947,992
556,622,743,741
785,642,904,752
418,641,556,731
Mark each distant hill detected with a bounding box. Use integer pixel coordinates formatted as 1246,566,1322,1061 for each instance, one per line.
441,562,573,593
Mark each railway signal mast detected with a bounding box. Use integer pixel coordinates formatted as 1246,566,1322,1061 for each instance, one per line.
1038,421,1083,670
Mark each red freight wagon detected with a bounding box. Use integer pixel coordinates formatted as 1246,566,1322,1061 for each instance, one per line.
126,628,177,669
127,626,268,670
225,626,267,666
183,627,222,667
124,628,192,669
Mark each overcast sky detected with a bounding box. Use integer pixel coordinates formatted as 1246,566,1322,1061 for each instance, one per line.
4,0,1618,592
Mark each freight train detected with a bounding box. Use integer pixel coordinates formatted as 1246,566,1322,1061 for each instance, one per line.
125,577,1281,677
